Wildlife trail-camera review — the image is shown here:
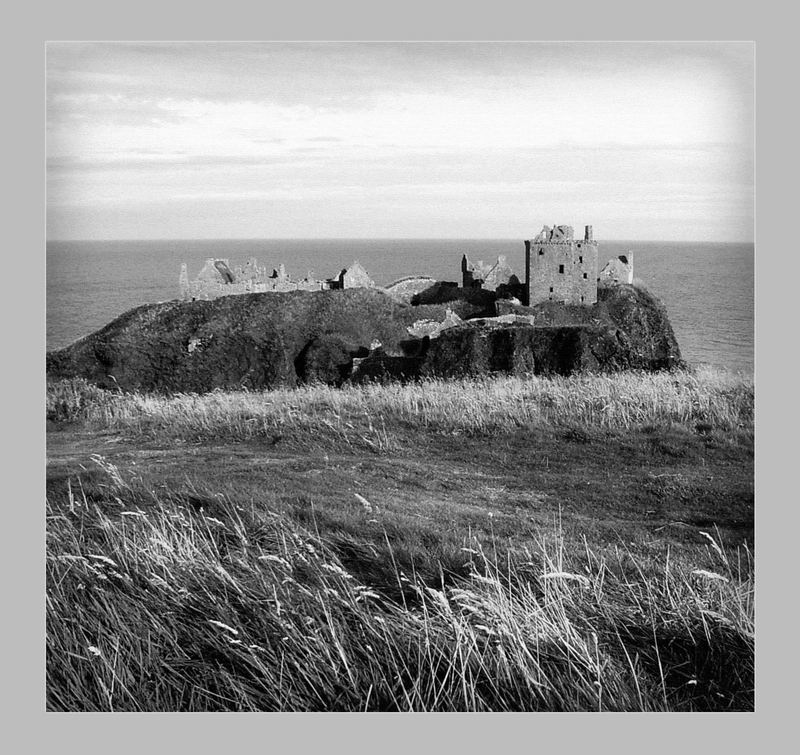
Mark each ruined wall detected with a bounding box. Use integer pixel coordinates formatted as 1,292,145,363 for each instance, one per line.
383,276,438,303
461,254,518,291
598,254,634,286
180,258,373,301
179,264,191,300
524,225,598,306
339,261,374,289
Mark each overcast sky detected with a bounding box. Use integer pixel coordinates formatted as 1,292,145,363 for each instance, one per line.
46,42,753,241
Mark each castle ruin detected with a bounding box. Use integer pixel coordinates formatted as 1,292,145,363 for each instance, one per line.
179,258,374,301
598,254,634,286
461,254,520,291
177,224,633,309
524,225,599,306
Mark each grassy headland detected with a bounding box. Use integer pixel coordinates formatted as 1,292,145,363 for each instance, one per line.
46,366,754,711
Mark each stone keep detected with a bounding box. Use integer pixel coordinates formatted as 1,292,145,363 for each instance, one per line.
524,225,598,306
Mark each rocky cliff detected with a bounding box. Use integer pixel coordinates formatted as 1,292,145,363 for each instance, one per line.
46,284,682,392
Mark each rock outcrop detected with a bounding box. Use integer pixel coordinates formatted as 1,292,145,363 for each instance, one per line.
47,289,420,392
47,283,682,393
406,309,464,339
352,283,682,381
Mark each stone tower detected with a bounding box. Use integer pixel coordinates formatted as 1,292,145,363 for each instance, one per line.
524,224,598,306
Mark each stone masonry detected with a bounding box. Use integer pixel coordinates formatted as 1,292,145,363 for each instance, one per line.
524,225,599,306
461,254,519,291
598,254,634,286
180,258,374,301
177,229,628,309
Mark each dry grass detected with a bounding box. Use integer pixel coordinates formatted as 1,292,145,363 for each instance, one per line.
47,365,753,446
46,457,753,712
46,367,754,711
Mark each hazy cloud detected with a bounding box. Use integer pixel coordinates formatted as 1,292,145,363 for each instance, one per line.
46,42,753,241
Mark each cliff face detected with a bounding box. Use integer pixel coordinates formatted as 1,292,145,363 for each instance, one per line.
592,283,682,371
352,284,683,381
46,284,683,393
46,289,421,392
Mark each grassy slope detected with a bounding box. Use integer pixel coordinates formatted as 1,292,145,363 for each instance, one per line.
45,367,754,711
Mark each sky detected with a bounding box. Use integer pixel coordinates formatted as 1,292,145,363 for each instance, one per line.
46,42,754,241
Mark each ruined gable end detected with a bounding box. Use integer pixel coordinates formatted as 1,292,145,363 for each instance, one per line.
461,254,516,291
598,254,634,286
341,261,374,289
482,255,516,291
179,257,375,301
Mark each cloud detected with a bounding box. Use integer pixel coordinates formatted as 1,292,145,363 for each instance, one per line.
45,42,753,241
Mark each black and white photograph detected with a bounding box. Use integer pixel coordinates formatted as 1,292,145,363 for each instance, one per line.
45,41,754,712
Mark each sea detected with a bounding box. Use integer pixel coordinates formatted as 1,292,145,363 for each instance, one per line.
46,239,754,374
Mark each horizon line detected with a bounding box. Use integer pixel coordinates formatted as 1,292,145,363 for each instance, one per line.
46,236,756,244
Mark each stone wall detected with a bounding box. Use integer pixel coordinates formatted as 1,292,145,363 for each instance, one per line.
339,261,374,289
461,254,518,291
383,276,438,303
524,225,599,306
180,258,374,301
599,254,634,286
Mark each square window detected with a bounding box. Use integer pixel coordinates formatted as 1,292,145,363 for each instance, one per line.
558,264,564,274
549,286,553,293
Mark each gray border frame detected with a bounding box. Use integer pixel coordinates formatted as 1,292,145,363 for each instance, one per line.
16,0,787,751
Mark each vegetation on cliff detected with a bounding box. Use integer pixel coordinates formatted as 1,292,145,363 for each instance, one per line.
46,284,683,392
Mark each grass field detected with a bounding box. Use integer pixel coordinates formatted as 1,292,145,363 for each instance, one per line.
45,366,754,711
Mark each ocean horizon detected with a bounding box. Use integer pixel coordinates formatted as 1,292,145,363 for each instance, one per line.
46,238,754,374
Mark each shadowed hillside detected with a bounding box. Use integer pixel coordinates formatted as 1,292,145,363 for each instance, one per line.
47,284,682,392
